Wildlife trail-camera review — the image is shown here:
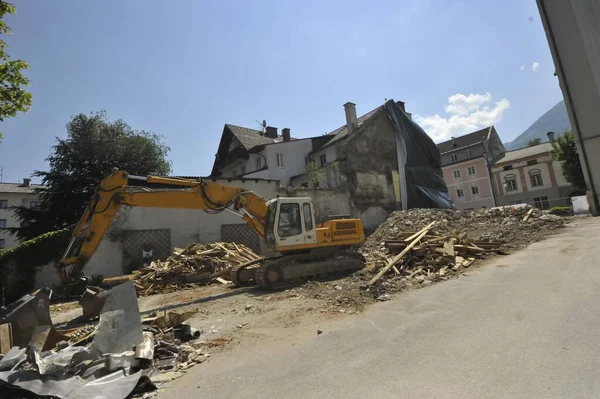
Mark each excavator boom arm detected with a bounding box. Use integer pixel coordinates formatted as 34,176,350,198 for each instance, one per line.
58,171,268,282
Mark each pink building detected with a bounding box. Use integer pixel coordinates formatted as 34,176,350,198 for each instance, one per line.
438,126,506,210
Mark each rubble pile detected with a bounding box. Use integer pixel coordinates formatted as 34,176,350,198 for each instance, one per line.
360,206,567,296
133,242,262,295
0,282,208,399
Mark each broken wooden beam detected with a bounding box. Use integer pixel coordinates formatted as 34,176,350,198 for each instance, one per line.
368,222,435,286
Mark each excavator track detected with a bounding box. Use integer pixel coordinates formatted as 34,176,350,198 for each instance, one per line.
254,251,365,289
229,258,266,286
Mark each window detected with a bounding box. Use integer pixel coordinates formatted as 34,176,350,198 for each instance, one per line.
533,196,550,210
256,157,261,170
277,203,302,237
320,154,327,167
0,219,5,228
0,200,7,209
468,166,476,177
0,239,4,249
503,165,513,171
530,171,543,187
465,150,472,158
30,201,42,209
504,174,518,192
471,185,480,196
451,154,458,162
453,170,461,179
276,152,284,168
302,203,313,231
456,189,464,199
527,160,538,166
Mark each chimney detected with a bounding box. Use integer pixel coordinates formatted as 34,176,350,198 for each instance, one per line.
22,178,31,187
547,131,555,142
344,102,358,133
282,128,291,142
451,137,457,148
265,126,278,139
396,100,406,112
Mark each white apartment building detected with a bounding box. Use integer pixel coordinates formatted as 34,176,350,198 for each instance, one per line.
0,178,42,250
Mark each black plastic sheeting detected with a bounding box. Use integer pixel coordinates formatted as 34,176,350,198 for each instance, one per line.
384,100,453,210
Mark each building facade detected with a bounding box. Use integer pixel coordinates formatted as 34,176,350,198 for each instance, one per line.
491,137,579,209
438,126,506,210
0,179,42,250
211,124,330,187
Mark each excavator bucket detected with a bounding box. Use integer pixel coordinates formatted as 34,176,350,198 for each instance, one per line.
78,286,109,320
0,287,68,351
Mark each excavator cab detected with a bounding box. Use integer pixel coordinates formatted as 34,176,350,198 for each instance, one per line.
264,197,317,249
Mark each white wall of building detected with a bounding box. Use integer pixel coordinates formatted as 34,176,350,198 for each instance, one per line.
82,179,278,279
0,191,41,249
262,139,313,186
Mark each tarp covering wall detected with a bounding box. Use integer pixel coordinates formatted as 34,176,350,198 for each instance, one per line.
384,100,453,209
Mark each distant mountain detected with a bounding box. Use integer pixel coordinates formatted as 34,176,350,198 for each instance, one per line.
504,100,571,151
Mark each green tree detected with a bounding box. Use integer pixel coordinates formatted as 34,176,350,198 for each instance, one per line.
7,111,171,240
305,160,325,187
551,131,586,189
0,1,32,140
527,138,542,147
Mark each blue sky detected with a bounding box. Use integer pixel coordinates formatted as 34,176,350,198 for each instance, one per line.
0,0,563,183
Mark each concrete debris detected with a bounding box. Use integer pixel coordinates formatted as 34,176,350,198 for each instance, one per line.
360,206,567,296
0,282,208,398
132,242,262,295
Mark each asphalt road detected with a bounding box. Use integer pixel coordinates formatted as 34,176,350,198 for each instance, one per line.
162,218,600,399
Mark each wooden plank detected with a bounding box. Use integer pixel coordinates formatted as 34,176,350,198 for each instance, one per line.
216,277,232,285
404,222,436,243
368,222,435,286
523,208,534,222
442,239,455,257
0,323,13,355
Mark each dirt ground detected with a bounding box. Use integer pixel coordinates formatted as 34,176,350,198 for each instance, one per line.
47,214,580,391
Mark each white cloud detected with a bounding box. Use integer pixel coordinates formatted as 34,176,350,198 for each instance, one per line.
532,62,540,72
520,65,526,71
414,92,511,142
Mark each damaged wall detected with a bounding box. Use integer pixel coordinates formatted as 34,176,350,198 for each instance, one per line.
282,188,355,222
336,109,401,228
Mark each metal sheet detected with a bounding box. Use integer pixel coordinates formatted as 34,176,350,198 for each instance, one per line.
91,281,143,356
0,346,26,371
0,368,147,399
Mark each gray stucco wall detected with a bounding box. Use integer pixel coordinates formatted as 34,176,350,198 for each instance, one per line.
336,110,399,228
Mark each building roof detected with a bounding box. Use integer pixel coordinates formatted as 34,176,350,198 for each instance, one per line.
311,106,383,153
437,126,493,154
0,182,42,194
494,142,553,164
225,124,284,150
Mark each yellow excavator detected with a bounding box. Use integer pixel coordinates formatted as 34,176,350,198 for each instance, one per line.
57,170,365,289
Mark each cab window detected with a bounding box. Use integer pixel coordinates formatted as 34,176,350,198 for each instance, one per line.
303,203,313,231
278,203,302,237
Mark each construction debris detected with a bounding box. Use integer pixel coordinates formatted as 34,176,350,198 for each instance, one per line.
132,242,262,295
0,282,209,399
360,206,567,296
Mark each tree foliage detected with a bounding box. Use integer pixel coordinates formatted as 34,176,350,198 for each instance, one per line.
551,131,586,190
304,161,325,187
8,111,171,240
0,1,32,140
527,138,542,147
